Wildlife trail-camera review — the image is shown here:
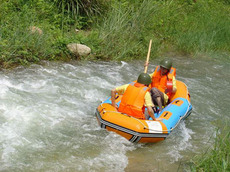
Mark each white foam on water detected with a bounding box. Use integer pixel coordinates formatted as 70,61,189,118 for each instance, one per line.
79,133,136,172
166,121,195,162
0,106,38,168
0,62,132,171
0,78,23,92
0,80,10,95
0,59,229,171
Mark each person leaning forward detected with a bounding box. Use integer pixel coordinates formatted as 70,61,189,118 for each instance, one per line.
111,73,162,121
147,59,177,113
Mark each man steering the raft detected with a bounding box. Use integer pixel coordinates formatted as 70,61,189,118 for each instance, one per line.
111,73,162,121
147,59,177,114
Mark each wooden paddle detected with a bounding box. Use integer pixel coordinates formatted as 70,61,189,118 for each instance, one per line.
144,39,152,73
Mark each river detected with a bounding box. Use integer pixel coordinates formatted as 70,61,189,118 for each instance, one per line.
0,56,229,171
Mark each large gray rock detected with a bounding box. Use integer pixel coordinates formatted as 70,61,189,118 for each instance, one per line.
67,43,91,57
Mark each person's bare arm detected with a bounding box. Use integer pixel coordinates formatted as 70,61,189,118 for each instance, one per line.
147,106,163,121
172,77,177,93
147,106,155,120
172,85,177,93
111,88,118,108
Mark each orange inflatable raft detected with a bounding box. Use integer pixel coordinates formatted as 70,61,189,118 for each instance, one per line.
95,80,192,143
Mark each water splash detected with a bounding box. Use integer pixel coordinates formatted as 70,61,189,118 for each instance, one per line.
0,58,229,171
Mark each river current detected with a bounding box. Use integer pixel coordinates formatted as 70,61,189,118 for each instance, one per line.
0,56,229,171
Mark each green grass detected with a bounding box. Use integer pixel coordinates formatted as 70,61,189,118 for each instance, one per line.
97,0,163,60
189,126,230,171
0,0,105,67
1,0,230,68
172,1,230,54
97,0,230,60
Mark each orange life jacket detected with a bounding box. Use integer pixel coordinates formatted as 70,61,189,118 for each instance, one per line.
151,66,176,96
118,82,149,119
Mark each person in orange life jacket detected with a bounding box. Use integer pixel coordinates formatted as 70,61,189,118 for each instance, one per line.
145,59,177,113
111,73,162,121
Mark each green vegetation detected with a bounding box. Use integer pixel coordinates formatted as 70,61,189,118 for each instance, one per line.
189,125,230,171
0,0,109,68
0,0,229,170
0,0,230,68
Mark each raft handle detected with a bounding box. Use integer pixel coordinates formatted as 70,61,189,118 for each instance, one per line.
99,108,105,114
115,95,119,100
164,112,168,117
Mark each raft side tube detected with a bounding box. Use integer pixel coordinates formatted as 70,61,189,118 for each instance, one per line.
158,97,192,133
95,108,169,140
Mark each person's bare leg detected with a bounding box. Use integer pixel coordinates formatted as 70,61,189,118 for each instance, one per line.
156,97,163,112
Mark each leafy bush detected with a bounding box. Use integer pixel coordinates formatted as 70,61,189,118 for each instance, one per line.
0,0,230,68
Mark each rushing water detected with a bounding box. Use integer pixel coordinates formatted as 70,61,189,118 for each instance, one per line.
0,56,229,172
